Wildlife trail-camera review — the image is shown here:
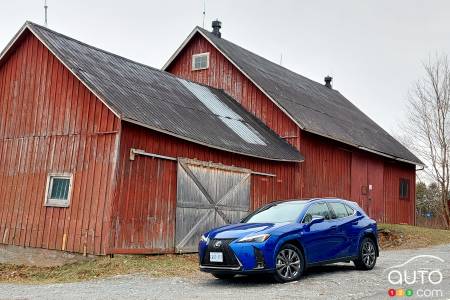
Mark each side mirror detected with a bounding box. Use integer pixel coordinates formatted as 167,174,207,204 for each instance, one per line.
306,215,325,227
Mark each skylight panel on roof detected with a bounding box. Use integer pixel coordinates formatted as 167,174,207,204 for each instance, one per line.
178,79,266,145
219,117,266,145
178,79,241,119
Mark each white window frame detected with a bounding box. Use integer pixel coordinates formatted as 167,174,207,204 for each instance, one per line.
192,52,210,71
44,173,73,207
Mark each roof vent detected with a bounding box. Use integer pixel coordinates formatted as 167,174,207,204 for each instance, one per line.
324,76,333,89
211,20,222,38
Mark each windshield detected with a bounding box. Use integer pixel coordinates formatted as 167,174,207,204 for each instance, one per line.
243,202,307,223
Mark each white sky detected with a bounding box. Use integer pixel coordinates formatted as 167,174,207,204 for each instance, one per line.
1,0,450,135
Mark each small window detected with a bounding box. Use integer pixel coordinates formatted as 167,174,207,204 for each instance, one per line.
329,202,349,219
302,203,331,223
192,52,209,70
45,174,73,207
399,178,410,199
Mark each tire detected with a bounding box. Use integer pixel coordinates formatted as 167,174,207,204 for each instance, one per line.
211,273,235,280
273,243,305,283
353,237,377,270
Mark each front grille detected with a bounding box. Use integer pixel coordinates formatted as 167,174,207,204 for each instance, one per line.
202,238,240,267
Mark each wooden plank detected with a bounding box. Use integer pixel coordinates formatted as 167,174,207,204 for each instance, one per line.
0,33,120,254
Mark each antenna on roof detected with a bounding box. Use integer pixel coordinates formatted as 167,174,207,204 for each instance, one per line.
279,53,283,66
202,0,206,28
44,0,48,27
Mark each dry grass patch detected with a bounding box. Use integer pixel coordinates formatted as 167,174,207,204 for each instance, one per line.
378,223,450,250
0,254,199,284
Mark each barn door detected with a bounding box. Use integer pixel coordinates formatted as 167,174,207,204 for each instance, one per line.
175,159,251,253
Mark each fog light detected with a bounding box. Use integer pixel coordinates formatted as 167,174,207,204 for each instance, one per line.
254,247,265,269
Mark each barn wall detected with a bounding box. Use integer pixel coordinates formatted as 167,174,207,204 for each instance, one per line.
111,122,299,253
166,33,300,149
383,162,416,225
0,32,120,255
166,32,416,225
299,132,352,199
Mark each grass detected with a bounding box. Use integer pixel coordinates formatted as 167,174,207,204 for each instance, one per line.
1,224,449,284
378,223,450,250
0,254,199,284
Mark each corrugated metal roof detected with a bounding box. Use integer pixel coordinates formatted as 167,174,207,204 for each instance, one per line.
21,22,302,162
176,27,421,165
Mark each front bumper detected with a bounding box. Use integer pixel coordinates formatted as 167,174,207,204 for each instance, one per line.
199,238,275,273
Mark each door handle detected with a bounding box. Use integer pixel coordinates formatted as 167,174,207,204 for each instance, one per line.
330,225,337,231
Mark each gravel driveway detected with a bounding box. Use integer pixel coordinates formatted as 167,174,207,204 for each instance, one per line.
1,244,449,300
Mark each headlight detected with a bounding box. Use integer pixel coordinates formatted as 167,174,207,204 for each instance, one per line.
238,233,270,243
200,234,209,244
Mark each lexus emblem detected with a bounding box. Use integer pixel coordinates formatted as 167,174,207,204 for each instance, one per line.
214,241,222,248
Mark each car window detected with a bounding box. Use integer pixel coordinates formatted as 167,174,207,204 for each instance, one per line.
329,202,349,219
344,204,355,216
302,203,331,223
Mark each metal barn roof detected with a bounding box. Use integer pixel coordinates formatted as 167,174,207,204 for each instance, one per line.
0,22,303,162
164,27,422,166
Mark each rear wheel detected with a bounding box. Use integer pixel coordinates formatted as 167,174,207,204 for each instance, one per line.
353,237,377,270
211,273,235,280
273,243,305,283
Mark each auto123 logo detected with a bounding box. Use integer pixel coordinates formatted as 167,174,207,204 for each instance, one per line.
385,255,445,298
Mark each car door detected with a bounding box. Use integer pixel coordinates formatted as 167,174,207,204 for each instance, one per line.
301,202,339,263
327,202,355,258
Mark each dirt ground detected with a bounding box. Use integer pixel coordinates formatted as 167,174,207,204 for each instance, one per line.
0,243,449,300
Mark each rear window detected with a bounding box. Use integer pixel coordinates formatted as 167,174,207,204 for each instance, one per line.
345,204,355,216
329,202,349,219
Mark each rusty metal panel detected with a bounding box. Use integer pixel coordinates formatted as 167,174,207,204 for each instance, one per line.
175,159,250,252
0,32,120,255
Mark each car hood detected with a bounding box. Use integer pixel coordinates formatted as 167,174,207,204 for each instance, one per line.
207,222,290,239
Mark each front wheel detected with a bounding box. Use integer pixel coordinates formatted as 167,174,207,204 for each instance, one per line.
273,243,305,283
353,237,377,270
211,273,235,280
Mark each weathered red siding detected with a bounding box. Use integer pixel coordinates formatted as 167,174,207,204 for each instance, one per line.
0,31,120,254
167,32,416,225
383,163,416,225
299,132,352,199
166,33,300,149
110,122,299,253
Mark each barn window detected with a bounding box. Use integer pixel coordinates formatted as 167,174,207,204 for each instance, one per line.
45,173,73,207
192,52,209,70
399,178,409,200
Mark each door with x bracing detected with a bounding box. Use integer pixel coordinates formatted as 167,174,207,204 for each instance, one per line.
175,159,250,252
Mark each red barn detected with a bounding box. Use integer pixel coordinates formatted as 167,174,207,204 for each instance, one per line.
0,21,421,255
0,22,303,255
163,22,422,225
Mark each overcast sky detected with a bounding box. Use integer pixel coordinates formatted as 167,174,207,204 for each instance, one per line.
1,0,450,135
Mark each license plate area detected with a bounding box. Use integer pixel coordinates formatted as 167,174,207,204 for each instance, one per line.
209,252,223,263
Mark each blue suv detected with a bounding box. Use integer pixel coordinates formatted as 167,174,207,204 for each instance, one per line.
199,198,378,282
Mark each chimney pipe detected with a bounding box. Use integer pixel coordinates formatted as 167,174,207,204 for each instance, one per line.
324,76,333,89
211,20,222,38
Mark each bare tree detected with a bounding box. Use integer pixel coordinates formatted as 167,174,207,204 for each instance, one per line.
405,54,450,228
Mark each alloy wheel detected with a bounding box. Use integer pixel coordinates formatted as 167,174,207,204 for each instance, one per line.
276,248,301,280
362,240,376,267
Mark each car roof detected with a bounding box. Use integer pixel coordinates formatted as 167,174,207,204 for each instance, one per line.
276,198,358,206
